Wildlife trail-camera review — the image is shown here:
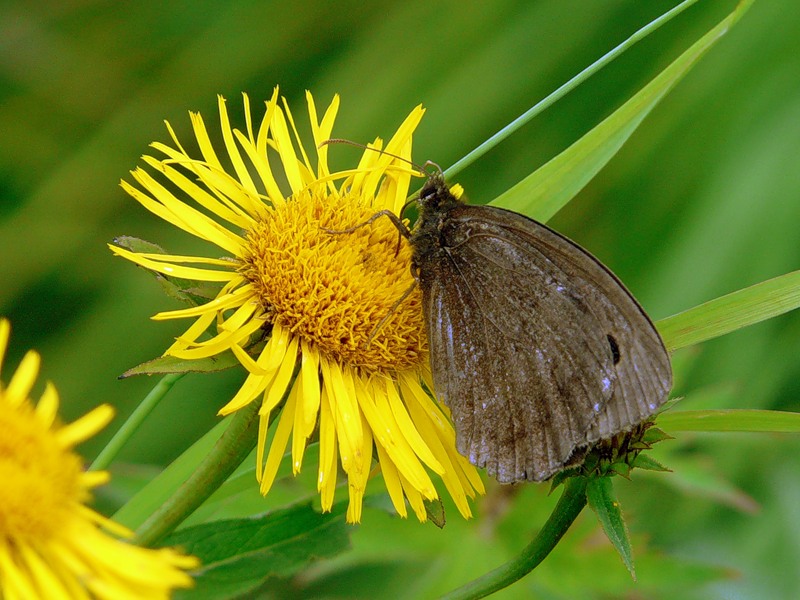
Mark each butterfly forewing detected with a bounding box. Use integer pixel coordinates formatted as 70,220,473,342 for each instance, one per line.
491,205,672,433
413,180,672,483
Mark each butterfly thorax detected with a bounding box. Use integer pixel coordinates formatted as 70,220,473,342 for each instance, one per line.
409,175,464,283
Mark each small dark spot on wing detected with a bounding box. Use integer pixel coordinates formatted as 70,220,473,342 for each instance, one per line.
607,334,620,365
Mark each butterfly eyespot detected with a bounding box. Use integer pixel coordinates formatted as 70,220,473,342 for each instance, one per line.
606,334,621,365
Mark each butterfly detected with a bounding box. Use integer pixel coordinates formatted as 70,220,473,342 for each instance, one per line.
408,171,672,483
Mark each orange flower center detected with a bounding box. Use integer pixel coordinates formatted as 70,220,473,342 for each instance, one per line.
241,188,427,373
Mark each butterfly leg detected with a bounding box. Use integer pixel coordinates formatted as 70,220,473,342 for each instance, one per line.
321,209,411,257
367,280,419,345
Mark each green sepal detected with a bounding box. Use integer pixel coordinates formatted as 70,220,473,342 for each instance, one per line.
641,426,673,444
586,476,635,580
609,462,632,478
424,497,447,529
631,453,671,472
548,469,572,493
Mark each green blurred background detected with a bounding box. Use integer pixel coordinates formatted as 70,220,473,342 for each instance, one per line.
1,1,799,598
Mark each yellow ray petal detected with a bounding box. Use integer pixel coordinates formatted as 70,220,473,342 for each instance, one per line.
308,91,340,183
189,110,224,172
383,377,443,473
261,334,299,415
167,315,262,360
166,311,217,354
186,159,265,218
299,339,321,438
346,411,373,524
281,96,313,178
152,284,254,321
399,472,427,522
385,105,425,157
348,139,383,198
33,382,59,428
217,95,258,196
6,350,40,406
256,406,271,482
260,383,297,495
318,385,338,512
356,377,435,497
220,370,272,415
254,88,287,208
128,168,245,255
56,404,115,449
268,104,304,194
400,375,484,513
320,357,362,474
242,92,256,147
109,245,236,282
128,251,238,267
375,443,407,518
141,154,252,228
0,319,10,376
291,372,308,475
229,342,273,376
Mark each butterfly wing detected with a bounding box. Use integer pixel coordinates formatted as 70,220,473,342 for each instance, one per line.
420,204,671,482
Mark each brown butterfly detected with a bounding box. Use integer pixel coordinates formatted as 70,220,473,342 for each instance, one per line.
408,171,672,483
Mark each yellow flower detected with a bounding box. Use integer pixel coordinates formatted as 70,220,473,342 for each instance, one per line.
111,89,484,522
0,319,198,599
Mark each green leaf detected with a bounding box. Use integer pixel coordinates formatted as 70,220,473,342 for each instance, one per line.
168,502,351,600
121,352,242,378
112,235,222,306
113,235,167,254
657,269,800,351
586,477,635,579
490,0,753,222
658,409,800,433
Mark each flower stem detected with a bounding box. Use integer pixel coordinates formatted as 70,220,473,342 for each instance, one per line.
90,373,184,471
134,398,261,547
440,477,589,600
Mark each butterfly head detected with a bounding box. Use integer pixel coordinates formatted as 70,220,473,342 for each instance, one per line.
414,164,462,216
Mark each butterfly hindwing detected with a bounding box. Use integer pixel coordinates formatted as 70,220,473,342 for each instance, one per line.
418,202,672,482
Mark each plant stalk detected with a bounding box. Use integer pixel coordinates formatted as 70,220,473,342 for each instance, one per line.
134,398,261,547
440,477,589,600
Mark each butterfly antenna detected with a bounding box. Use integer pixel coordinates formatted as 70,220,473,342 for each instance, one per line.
422,160,444,178
319,138,428,177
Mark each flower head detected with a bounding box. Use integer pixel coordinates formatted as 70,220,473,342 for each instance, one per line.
111,89,484,522
0,319,198,599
